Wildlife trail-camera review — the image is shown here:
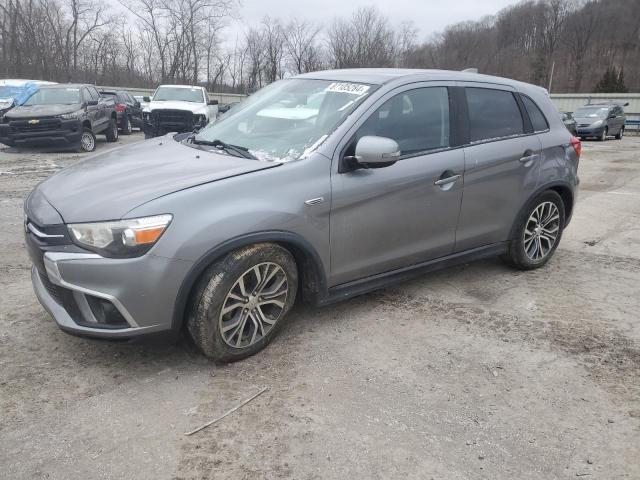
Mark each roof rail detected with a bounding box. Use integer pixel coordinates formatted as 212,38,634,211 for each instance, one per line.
461,68,478,73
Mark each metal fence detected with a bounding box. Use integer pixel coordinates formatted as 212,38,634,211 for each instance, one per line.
100,85,639,129
97,85,247,105
550,93,639,122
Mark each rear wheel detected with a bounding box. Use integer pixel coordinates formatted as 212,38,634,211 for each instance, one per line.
121,115,132,135
502,190,565,270
105,117,118,142
187,243,298,362
615,126,624,140
79,128,96,152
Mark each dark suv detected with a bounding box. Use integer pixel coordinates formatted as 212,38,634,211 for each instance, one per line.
0,84,118,152
574,102,627,141
99,90,143,135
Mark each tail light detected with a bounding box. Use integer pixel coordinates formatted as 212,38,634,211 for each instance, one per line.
570,136,581,158
115,103,125,113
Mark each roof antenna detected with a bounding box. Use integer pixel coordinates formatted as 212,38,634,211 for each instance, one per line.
461,68,478,73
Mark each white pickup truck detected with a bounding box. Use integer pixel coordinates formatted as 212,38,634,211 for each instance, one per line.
142,84,218,138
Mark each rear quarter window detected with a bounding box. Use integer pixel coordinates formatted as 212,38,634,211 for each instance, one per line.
465,87,524,142
521,95,549,132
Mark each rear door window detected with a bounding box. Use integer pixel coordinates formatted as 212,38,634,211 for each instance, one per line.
357,87,450,156
465,88,524,142
521,95,549,132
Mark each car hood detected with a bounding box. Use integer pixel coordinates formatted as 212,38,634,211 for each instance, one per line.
6,103,83,119
145,100,207,114
35,136,279,223
574,117,604,124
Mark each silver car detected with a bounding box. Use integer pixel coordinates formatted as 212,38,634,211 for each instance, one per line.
25,69,581,362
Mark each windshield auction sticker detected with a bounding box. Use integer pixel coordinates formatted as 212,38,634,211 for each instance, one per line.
325,83,370,95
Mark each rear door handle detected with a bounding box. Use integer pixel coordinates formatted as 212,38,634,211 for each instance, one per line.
519,152,539,163
434,174,461,186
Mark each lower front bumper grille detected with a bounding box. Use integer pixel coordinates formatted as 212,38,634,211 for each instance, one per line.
38,271,64,305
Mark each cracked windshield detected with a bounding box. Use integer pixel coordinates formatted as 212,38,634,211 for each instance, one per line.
194,78,375,161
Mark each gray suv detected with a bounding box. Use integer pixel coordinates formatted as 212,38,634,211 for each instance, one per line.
25,69,581,362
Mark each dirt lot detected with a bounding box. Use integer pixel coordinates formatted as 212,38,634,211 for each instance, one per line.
1,132,639,479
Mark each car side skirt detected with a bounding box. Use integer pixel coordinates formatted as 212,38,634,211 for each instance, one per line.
317,242,508,307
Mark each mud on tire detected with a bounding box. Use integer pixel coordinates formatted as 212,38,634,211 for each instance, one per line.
186,243,298,363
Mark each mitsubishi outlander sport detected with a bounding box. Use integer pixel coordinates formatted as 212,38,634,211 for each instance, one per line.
25,69,580,362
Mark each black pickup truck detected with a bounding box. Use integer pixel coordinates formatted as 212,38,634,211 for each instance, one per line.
0,84,119,152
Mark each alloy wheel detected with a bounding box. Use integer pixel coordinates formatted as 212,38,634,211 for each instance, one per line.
81,132,95,151
523,201,560,261
218,262,289,348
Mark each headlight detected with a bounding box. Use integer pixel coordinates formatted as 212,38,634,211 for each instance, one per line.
58,112,81,120
592,120,603,127
68,214,172,258
143,112,151,121
194,114,207,126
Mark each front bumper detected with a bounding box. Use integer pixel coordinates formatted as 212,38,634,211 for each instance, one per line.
0,118,83,148
28,241,193,339
576,125,605,138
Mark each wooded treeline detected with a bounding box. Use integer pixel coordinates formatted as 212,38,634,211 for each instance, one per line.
1,0,638,93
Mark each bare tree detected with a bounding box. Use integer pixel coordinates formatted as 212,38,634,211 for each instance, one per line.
327,7,398,68
283,18,322,74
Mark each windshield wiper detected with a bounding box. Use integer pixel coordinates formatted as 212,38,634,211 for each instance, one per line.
188,135,256,160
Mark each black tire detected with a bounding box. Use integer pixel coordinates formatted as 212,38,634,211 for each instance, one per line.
78,128,96,152
615,126,624,140
599,127,608,142
187,243,298,363
121,115,132,135
502,190,566,270
105,116,119,142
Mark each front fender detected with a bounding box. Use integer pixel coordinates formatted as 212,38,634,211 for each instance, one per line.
124,153,332,331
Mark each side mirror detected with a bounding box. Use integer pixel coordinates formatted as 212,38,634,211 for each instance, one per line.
208,99,219,105
354,136,401,165
87,99,98,106
143,96,150,102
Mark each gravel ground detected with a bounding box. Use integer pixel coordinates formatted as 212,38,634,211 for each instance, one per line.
0,133,639,479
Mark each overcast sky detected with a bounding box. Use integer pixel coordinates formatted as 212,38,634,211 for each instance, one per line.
224,0,520,42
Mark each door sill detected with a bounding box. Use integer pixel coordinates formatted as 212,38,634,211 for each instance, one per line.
317,243,507,306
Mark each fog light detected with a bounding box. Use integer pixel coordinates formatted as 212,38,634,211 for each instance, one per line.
86,295,128,327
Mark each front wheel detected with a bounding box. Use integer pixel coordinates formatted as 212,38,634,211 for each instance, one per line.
187,243,298,362
105,117,118,142
615,126,624,140
599,127,608,142
502,190,565,270
79,128,96,152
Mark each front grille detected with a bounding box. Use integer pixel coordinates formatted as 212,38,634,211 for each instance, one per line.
152,109,194,132
39,271,64,305
578,124,591,128
10,118,63,133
